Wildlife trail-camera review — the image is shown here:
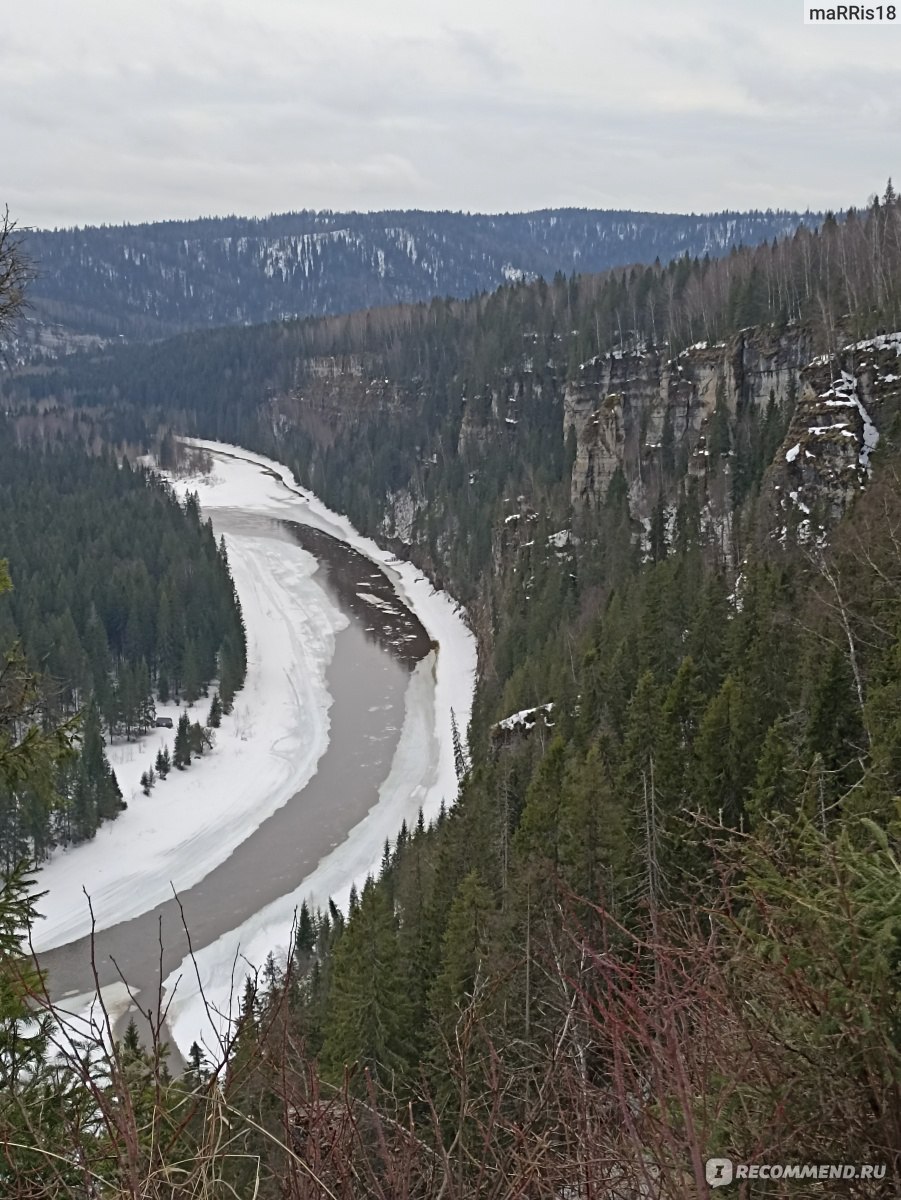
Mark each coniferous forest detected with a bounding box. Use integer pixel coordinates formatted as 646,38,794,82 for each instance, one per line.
15,207,821,346
0,433,247,866
0,193,900,1196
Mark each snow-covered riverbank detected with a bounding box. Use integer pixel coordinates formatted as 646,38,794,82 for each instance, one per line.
35,442,477,1054
33,501,345,951
161,442,477,1053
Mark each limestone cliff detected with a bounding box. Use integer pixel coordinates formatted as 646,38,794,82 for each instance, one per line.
563,328,811,517
563,324,901,557
262,325,899,591
770,333,901,538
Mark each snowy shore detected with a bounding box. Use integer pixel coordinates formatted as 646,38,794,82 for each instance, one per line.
35,442,477,1053
161,441,477,1054
33,503,345,951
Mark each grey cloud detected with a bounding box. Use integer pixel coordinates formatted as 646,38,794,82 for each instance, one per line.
4,0,899,227
440,27,516,80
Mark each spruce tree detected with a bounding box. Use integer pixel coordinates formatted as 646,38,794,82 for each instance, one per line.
182,639,201,706
513,736,568,879
80,702,124,827
695,675,757,828
320,881,413,1090
430,869,494,1035
296,901,315,961
136,661,156,731
173,712,191,769
101,678,121,741
207,693,223,729
451,708,468,780
155,746,170,780
184,1040,208,1089
188,721,209,758
749,720,799,824
558,741,627,904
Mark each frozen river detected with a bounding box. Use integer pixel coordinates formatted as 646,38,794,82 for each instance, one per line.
35,444,476,1058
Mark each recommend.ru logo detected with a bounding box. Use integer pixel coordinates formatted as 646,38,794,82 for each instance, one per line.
706,1158,734,1188
705,1157,887,1186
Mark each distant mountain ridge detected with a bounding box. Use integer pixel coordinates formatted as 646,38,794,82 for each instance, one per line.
19,207,823,348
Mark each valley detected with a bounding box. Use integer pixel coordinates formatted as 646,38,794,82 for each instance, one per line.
4,0,900,1189
2,186,900,1195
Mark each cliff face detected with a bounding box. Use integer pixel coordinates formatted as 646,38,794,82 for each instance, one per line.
263,326,899,588
564,329,812,518
561,326,901,559
770,333,901,536
267,357,430,548
270,356,409,448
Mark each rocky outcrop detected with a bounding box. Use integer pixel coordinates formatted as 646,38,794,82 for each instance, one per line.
771,333,901,537
380,488,418,545
263,323,899,582
457,376,546,456
564,329,812,517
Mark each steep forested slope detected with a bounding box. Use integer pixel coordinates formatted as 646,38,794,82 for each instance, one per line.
14,206,821,348
6,197,901,738
0,436,247,864
237,442,900,1195
3,197,897,630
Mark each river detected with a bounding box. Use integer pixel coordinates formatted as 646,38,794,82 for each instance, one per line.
36,447,465,1061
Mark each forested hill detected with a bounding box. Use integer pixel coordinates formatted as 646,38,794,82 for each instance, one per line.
14,207,821,349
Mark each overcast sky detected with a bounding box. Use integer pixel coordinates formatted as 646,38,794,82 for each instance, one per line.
5,0,899,229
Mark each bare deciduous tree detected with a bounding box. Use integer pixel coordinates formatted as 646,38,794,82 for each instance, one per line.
0,207,31,339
